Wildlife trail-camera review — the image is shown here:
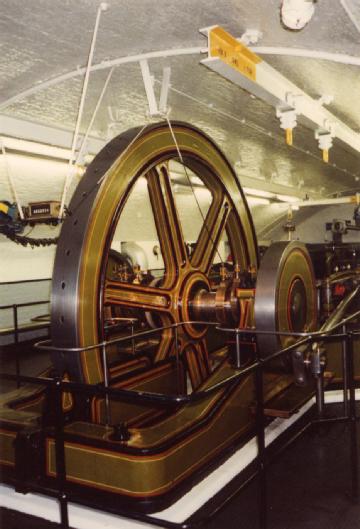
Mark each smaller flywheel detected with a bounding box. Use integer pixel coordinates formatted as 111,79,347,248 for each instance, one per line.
254,241,318,358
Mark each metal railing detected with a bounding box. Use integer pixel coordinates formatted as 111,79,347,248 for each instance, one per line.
0,300,50,387
0,311,359,529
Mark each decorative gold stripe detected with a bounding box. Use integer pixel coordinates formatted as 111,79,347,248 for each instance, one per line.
0,429,16,466
46,377,250,497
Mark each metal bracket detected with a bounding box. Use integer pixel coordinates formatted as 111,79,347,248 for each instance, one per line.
315,120,336,162
140,60,171,117
292,348,310,386
276,107,297,146
276,93,304,145
317,94,334,106
240,29,263,46
159,66,171,114
106,106,123,140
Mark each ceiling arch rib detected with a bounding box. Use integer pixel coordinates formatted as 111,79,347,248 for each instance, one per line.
0,46,359,112
0,47,204,112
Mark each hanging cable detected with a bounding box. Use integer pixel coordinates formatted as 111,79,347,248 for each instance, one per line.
58,2,109,220
96,122,149,186
165,116,224,265
75,66,115,168
1,140,25,220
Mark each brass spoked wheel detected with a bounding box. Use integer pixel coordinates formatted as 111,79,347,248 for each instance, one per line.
51,122,258,385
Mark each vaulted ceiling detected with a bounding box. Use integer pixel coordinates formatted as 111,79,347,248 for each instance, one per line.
1,0,359,203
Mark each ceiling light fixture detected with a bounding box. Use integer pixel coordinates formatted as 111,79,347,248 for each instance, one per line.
246,197,271,206
0,136,72,161
243,187,275,199
281,0,316,31
276,194,300,203
244,187,300,204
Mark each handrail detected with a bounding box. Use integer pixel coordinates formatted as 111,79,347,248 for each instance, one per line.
35,320,219,352
0,307,359,528
31,314,51,322
0,278,51,286
26,310,360,407
35,309,360,354
0,300,51,386
0,300,49,311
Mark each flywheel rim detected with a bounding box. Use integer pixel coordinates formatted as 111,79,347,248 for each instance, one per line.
51,121,258,384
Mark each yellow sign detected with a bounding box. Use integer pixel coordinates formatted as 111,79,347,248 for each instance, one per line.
209,26,262,81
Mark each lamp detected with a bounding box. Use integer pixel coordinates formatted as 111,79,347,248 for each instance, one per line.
281,0,316,30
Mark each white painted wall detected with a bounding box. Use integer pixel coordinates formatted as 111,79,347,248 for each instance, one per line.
0,153,78,205
0,151,77,283
0,225,58,282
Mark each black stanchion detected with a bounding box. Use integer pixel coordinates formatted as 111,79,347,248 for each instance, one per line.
342,324,349,417
53,378,69,528
347,330,359,501
0,318,360,528
13,304,20,388
255,362,267,529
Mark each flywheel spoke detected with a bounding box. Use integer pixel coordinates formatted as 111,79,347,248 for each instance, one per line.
154,314,175,362
191,194,230,274
105,281,171,312
146,166,188,287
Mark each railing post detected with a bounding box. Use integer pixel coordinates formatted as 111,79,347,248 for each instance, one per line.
131,320,135,355
235,329,241,369
347,330,359,501
101,342,111,425
53,377,69,528
312,344,325,417
13,304,20,388
255,358,267,529
342,324,349,417
174,325,182,394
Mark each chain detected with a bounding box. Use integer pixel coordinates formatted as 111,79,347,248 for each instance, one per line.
0,225,58,247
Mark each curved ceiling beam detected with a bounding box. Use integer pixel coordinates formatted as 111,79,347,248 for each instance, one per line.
0,47,204,111
340,0,360,34
0,46,359,112
251,46,360,66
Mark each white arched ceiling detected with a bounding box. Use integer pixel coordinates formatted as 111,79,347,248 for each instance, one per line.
0,0,359,206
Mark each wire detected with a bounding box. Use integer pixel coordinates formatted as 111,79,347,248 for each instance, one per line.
59,3,108,220
96,122,149,186
64,121,153,222
75,66,115,167
165,115,224,265
65,122,151,218
1,140,25,220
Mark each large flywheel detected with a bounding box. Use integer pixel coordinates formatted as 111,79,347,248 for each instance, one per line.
51,121,258,384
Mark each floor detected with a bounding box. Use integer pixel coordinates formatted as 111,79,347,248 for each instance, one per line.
1,342,360,528
207,417,360,529
0,507,72,529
